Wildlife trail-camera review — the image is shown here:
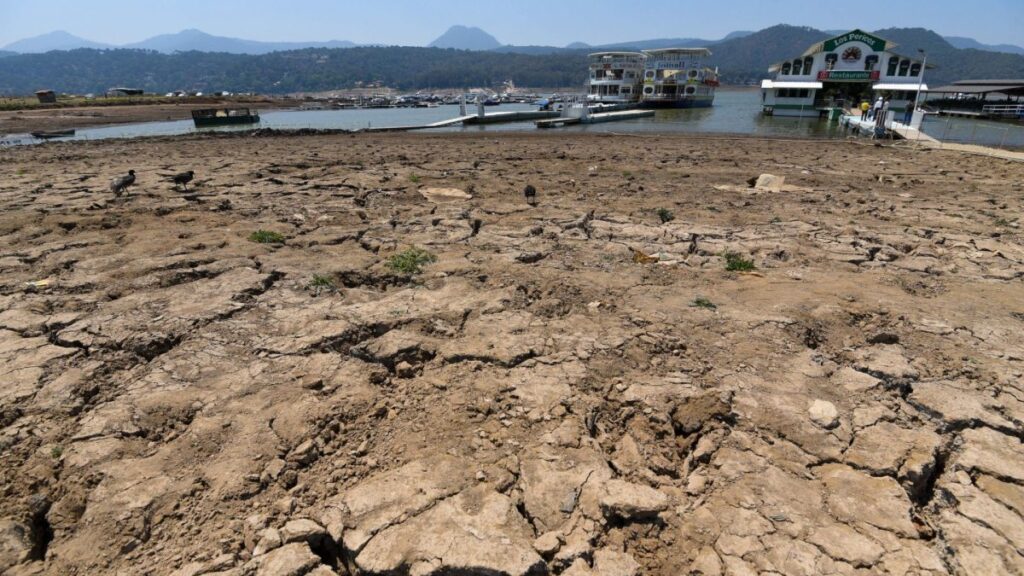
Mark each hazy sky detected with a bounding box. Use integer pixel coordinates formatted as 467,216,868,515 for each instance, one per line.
1,0,1022,47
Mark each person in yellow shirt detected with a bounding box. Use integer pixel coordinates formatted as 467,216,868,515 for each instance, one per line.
860,100,871,119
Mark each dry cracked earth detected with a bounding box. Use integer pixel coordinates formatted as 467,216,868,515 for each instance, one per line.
0,131,1023,576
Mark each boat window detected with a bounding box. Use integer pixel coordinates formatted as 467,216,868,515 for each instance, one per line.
898,59,910,76
799,89,809,98
864,55,879,71
910,63,922,76
685,86,696,95
781,62,791,75
825,54,838,70
689,70,698,79
803,57,814,73
620,87,631,94
792,59,803,75
644,86,654,95
887,57,899,76
645,70,655,80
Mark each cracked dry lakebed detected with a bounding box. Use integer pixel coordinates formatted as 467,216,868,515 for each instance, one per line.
1,131,1023,575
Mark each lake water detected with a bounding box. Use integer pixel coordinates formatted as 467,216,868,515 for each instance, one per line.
3,88,1022,149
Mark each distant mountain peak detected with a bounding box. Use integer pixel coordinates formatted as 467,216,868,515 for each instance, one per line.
428,25,501,51
2,30,110,52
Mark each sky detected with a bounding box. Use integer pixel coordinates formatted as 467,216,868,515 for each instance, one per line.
1,0,1022,48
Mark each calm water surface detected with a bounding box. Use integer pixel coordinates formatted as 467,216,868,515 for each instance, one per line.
3,89,1021,148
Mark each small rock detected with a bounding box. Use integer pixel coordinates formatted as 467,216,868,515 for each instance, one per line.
808,399,840,429
274,497,296,516
287,440,319,466
533,531,563,557
256,543,321,576
599,479,669,520
280,519,326,546
253,528,283,556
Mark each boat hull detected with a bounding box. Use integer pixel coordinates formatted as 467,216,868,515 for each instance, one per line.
639,98,714,109
193,115,260,127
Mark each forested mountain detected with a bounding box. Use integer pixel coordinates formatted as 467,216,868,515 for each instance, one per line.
1,26,1021,95
0,47,586,94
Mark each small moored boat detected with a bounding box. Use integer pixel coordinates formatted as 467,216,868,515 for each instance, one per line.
31,129,75,139
191,108,261,127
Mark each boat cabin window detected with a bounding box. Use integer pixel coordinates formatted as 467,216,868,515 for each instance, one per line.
777,89,810,98
685,86,696,95
792,59,803,75
803,57,814,73
898,59,910,76
620,87,631,95
910,63,922,77
689,70,698,79
643,86,654,95
825,54,838,70
887,57,899,76
864,55,879,71
781,62,792,75
644,70,656,80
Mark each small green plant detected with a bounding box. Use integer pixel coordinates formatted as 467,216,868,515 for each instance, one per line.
409,174,421,183
691,297,717,310
249,230,285,244
387,247,437,275
622,171,633,178
656,208,675,223
308,274,337,296
994,217,1013,227
724,251,756,272
50,445,63,459
770,216,782,224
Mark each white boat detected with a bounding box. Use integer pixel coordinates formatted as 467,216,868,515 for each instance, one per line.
587,52,645,104
639,48,718,109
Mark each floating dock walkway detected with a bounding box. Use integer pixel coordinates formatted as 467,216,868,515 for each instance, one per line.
535,109,655,129
363,110,558,132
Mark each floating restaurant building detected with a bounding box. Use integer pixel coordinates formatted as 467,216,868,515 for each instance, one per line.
588,48,720,108
760,30,927,118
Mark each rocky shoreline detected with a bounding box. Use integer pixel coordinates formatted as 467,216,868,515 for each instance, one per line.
0,132,1022,575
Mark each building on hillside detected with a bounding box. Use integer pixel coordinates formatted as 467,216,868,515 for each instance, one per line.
107,87,144,97
35,90,57,104
760,30,927,118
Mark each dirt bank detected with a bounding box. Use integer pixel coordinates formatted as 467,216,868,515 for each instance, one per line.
0,99,295,134
0,132,1022,575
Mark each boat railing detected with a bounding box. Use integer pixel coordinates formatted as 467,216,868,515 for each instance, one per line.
982,104,1024,118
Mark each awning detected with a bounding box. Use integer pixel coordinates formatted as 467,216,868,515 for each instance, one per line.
761,80,823,89
873,83,928,91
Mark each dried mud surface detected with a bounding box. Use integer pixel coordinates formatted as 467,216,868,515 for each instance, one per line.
1,132,1023,576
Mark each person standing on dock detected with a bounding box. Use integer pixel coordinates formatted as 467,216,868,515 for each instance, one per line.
860,100,870,119
871,96,883,121
903,101,915,125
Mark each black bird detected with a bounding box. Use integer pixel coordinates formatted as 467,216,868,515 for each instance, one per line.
524,184,537,206
168,170,195,191
110,170,136,197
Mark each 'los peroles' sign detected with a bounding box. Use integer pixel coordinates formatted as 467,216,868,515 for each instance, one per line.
818,70,881,81
823,31,886,53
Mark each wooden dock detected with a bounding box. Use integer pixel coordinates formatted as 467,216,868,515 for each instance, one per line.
535,109,655,129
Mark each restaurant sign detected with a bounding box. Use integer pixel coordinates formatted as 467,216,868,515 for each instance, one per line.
817,70,881,82
823,31,886,53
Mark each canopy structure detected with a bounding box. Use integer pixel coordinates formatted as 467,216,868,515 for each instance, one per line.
873,83,929,91
927,80,1024,97
761,80,823,90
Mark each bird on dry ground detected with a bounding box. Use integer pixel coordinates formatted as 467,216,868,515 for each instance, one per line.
524,184,537,206
164,170,195,190
109,170,136,196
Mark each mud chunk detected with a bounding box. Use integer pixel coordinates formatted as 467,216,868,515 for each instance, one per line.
533,531,562,557
353,487,543,576
280,519,326,546
600,479,669,520
671,392,732,435
256,542,321,576
593,549,641,576
807,399,839,429
0,518,34,571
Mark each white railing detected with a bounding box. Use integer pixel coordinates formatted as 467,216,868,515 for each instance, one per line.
982,104,1024,118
